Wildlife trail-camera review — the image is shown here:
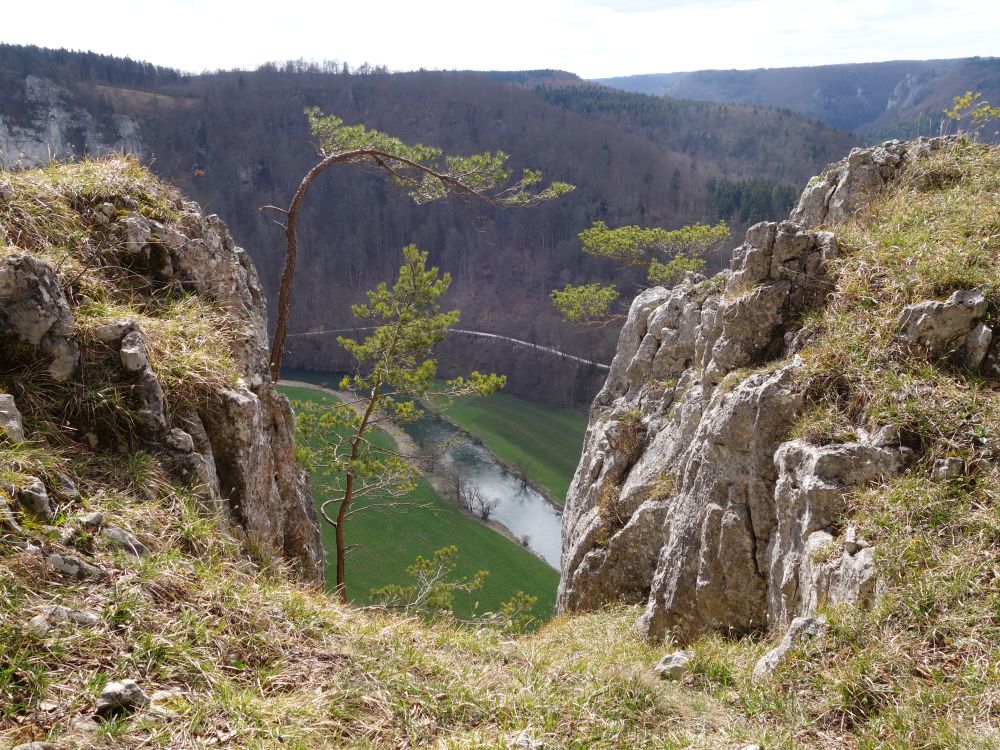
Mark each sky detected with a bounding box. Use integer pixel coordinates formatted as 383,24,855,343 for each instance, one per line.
3,0,998,79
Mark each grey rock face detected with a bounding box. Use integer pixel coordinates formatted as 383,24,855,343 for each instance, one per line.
0,253,79,380
560,141,934,644
792,137,953,228
102,206,323,580
559,220,837,643
0,393,25,442
653,649,694,680
95,678,149,718
0,75,145,167
766,439,909,624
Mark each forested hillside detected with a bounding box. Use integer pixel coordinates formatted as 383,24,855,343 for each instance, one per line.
598,56,1000,142
0,45,858,404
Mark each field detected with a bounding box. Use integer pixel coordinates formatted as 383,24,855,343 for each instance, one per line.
279,384,560,621
443,392,588,504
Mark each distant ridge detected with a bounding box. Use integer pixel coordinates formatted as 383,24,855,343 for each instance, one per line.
596,56,1000,141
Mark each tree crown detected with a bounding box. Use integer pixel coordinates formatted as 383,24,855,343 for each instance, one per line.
305,107,574,206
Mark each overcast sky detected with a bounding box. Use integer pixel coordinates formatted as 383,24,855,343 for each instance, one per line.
3,0,998,78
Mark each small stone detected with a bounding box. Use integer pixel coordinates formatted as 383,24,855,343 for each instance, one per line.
18,477,52,520
932,457,965,480
0,181,13,202
119,331,149,372
55,473,81,503
166,428,195,453
79,511,104,533
101,202,115,217
27,613,54,636
47,552,102,579
741,745,763,750
95,678,149,718
0,393,26,442
962,323,993,369
844,525,859,555
508,729,545,749
653,649,694,680
69,716,101,733
91,319,135,345
0,499,22,532
11,742,57,750
47,604,100,626
102,525,148,557
870,424,901,448
27,604,100,636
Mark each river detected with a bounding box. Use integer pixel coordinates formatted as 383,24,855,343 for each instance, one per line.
401,414,563,569
280,370,564,570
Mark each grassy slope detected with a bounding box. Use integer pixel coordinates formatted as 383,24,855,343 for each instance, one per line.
443,392,587,504
279,385,559,621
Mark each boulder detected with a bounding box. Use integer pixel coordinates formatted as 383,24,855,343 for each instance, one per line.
792,137,953,228
898,288,989,363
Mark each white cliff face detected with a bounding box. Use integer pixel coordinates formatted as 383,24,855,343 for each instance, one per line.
0,76,145,167
558,138,957,644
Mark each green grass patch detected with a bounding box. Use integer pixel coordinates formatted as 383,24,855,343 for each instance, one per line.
279,385,559,622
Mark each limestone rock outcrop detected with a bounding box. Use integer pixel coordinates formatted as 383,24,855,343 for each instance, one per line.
558,140,950,644
791,136,953,228
0,182,323,581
